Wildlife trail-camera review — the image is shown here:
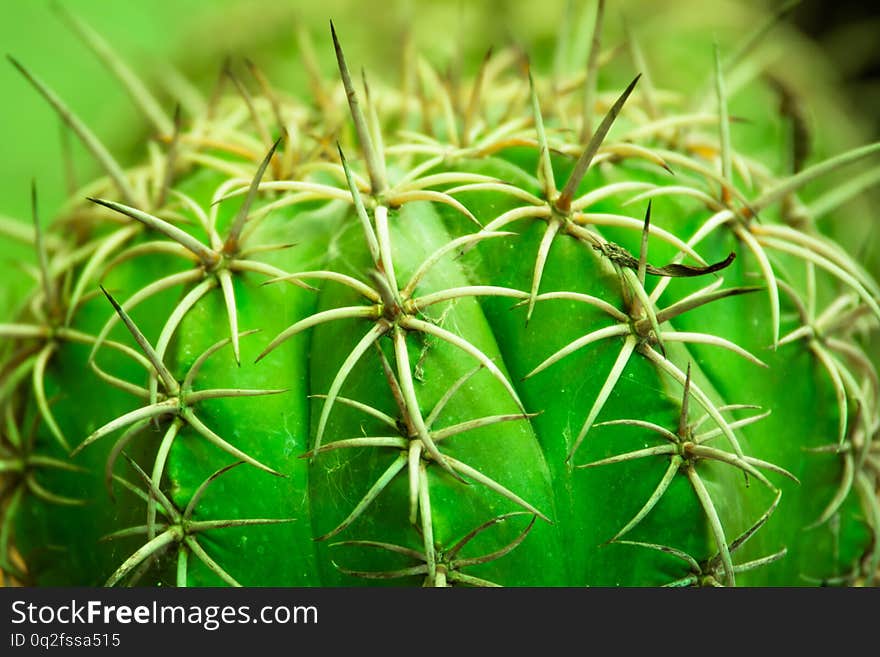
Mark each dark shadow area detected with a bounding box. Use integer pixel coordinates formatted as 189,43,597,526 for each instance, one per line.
790,0,880,138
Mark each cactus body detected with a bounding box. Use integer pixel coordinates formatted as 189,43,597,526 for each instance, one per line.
1,1,879,587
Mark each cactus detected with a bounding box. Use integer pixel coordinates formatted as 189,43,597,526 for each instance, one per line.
1,0,879,588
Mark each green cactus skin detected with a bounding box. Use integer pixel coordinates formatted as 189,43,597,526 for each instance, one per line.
1,1,879,587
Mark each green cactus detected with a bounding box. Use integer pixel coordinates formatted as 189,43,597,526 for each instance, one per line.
1,0,879,588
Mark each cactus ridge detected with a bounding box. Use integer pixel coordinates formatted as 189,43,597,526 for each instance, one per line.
1,4,879,587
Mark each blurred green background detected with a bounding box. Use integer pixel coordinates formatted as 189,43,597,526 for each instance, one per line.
1,0,297,222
